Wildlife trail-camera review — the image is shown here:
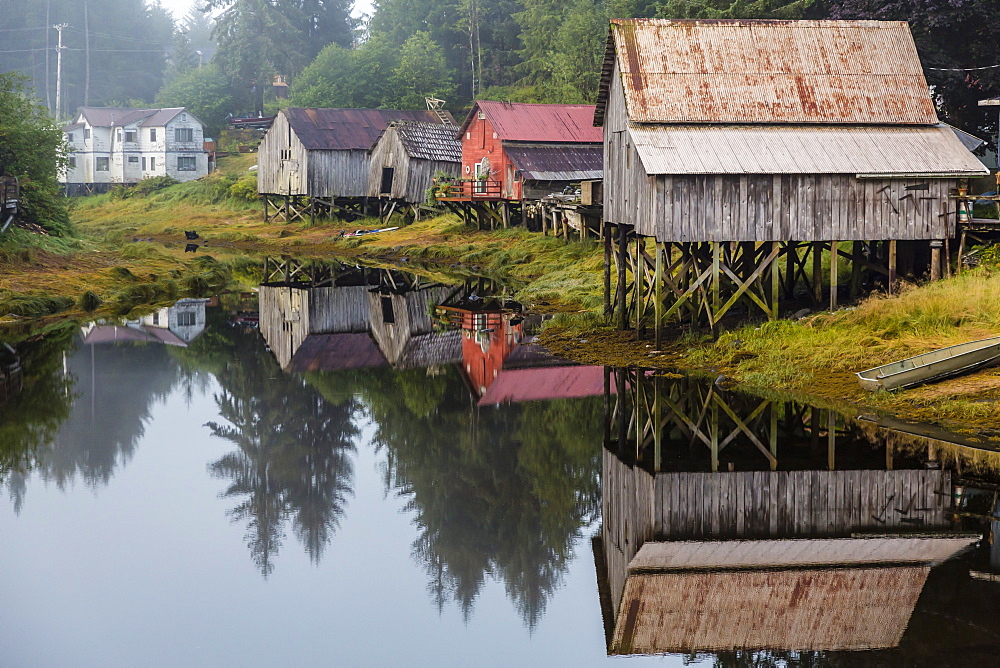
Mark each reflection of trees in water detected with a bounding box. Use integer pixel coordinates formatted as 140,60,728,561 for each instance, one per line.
2,326,180,512
202,328,358,577
0,325,77,512
334,365,601,629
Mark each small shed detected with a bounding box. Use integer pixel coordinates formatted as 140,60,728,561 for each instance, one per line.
367,284,462,369
453,101,603,200
367,121,461,203
257,107,455,221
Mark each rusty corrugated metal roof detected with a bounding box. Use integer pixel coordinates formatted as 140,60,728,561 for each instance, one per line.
504,143,603,181
596,19,939,126
283,107,454,151
459,101,603,143
629,123,987,176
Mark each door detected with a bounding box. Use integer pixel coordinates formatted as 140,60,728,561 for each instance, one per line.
474,158,490,195
380,167,394,196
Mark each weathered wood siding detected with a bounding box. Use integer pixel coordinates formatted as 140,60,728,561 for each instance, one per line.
644,174,957,242
653,469,951,539
257,112,308,196
367,128,460,202
603,62,959,242
602,447,656,616
308,149,371,198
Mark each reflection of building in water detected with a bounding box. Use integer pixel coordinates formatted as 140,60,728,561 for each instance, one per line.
0,343,23,404
139,298,210,343
258,261,385,371
438,279,604,404
366,271,461,369
79,298,211,348
596,370,978,656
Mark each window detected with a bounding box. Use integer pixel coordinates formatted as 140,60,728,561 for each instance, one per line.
177,311,196,327
142,157,147,170
68,157,76,168
177,156,197,171
116,129,122,142
128,156,139,163
175,127,194,142
67,132,74,142
96,157,109,171
380,297,395,324
150,157,155,170
124,131,136,142
150,128,157,142
84,128,90,139
380,167,394,195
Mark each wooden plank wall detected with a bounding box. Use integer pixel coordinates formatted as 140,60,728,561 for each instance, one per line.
256,112,308,196
307,285,372,334
602,447,656,616
648,174,956,242
653,469,952,539
258,285,306,369
367,128,460,202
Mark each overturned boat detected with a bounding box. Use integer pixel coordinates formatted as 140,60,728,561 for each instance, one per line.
857,336,1000,391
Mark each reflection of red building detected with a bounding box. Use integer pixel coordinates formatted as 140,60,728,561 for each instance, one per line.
459,309,522,399
452,307,607,405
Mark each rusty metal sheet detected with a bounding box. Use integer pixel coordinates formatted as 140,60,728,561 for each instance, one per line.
504,143,603,181
284,108,453,151
599,19,939,125
458,101,603,143
629,124,988,176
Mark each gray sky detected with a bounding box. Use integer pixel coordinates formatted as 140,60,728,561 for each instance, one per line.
158,0,374,23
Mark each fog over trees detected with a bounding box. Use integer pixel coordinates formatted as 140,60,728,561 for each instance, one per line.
1,0,997,140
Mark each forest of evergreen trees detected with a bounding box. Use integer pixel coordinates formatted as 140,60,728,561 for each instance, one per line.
1,0,998,140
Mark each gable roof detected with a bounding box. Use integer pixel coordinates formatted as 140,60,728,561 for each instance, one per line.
595,19,939,126
383,121,462,162
459,101,603,143
282,107,456,151
76,107,192,128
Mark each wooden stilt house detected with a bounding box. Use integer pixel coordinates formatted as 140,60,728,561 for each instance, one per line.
257,107,455,223
595,19,989,333
366,121,461,220
367,278,462,369
434,101,603,230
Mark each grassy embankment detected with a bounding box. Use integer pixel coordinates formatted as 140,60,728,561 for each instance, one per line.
5,154,1000,430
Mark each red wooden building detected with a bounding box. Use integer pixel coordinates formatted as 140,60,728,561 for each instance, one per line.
440,101,603,201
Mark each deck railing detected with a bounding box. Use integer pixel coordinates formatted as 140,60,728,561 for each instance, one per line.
432,178,502,200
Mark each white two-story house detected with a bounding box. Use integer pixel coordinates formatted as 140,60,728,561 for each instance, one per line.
61,107,208,194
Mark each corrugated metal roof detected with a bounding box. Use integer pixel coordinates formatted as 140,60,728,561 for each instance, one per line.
612,567,928,653
283,107,453,151
629,123,988,176
459,101,603,143
392,121,462,162
629,537,977,571
504,143,604,181
596,19,939,126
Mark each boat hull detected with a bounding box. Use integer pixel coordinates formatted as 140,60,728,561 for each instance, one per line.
857,336,1000,391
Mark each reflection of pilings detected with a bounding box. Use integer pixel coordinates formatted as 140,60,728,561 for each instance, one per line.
603,369,940,473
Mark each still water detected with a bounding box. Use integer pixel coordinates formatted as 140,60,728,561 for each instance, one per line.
2,263,999,666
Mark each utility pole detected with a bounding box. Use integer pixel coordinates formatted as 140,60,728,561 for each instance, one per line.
53,23,69,121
